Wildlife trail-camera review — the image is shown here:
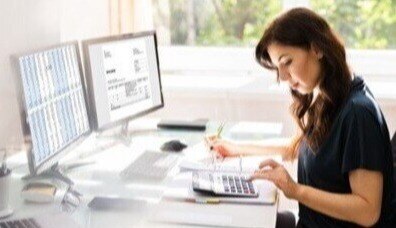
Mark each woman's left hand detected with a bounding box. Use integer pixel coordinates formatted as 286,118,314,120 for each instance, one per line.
249,159,299,199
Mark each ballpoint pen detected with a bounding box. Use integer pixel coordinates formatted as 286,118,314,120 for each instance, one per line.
212,122,225,170
216,122,225,139
208,122,225,150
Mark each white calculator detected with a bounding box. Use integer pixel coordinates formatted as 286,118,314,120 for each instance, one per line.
192,171,259,198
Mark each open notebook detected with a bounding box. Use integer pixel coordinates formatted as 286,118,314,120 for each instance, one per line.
179,141,282,174
171,142,280,204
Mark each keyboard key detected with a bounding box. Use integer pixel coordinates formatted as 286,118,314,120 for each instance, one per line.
0,218,41,228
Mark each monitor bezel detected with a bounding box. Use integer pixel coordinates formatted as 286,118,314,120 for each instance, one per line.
82,31,164,131
12,41,92,175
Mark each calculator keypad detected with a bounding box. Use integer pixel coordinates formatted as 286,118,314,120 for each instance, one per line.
214,174,258,197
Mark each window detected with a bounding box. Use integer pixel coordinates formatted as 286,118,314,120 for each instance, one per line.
150,0,396,79
153,0,395,49
311,0,396,49
152,0,281,46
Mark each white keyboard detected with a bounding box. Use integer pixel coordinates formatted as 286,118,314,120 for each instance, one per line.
120,151,179,180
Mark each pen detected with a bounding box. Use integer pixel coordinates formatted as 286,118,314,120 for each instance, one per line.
208,122,225,150
210,122,225,170
214,122,224,169
216,122,225,139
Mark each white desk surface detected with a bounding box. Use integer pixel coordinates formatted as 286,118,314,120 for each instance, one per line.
3,120,281,228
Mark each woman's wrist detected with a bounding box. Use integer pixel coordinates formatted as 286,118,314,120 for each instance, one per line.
291,183,304,200
236,144,254,156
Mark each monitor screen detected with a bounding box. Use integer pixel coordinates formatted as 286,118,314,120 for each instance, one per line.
83,31,164,130
15,42,91,174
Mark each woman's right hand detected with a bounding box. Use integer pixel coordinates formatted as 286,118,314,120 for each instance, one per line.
204,135,240,157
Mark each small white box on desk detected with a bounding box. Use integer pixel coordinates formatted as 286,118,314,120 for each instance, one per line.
21,182,57,203
228,122,283,140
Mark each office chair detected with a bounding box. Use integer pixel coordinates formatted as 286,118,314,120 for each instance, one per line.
276,211,296,228
391,132,396,187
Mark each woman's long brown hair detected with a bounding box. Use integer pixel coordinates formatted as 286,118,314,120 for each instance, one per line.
255,8,352,158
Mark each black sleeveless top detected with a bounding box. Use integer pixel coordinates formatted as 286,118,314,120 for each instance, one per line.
297,76,396,227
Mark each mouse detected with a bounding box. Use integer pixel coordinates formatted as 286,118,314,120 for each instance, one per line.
160,140,187,152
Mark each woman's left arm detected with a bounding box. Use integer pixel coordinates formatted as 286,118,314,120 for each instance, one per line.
251,160,383,227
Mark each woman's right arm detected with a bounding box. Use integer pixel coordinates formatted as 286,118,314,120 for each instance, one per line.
208,136,297,161
239,137,295,160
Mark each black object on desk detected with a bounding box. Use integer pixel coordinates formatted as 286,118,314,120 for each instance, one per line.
157,119,208,131
160,140,187,152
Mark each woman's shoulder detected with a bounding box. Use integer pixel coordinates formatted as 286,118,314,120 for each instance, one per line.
347,91,379,115
341,78,384,124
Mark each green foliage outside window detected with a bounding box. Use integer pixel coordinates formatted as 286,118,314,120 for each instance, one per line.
153,0,281,46
311,0,396,49
153,0,396,49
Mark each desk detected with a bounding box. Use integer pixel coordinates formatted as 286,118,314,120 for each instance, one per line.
3,120,281,228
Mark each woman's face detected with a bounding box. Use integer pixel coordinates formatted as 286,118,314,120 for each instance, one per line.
267,42,323,94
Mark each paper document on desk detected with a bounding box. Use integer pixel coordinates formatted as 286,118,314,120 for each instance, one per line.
179,149,282,174
180,141,282,173
179,158,257,173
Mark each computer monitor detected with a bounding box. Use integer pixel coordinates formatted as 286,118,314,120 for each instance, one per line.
82,31,164,135
13,42,91,182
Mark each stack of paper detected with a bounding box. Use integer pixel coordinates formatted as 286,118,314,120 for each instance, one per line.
178,156,277,173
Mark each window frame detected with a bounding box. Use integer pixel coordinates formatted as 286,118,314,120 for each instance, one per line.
158,46,396,79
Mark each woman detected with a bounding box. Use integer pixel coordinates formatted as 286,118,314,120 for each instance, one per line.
207,8,396,227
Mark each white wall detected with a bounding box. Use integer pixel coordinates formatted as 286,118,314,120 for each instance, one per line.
60,0,110,42
0,0,110,153
0,0,61,151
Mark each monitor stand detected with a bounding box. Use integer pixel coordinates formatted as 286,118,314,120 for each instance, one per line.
39,164,74,185
95,122,132,146
75,122,154,163
22,164,72,186
96,121,156,146
22,161,93,186
118,122,133,146
77,121,159,161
